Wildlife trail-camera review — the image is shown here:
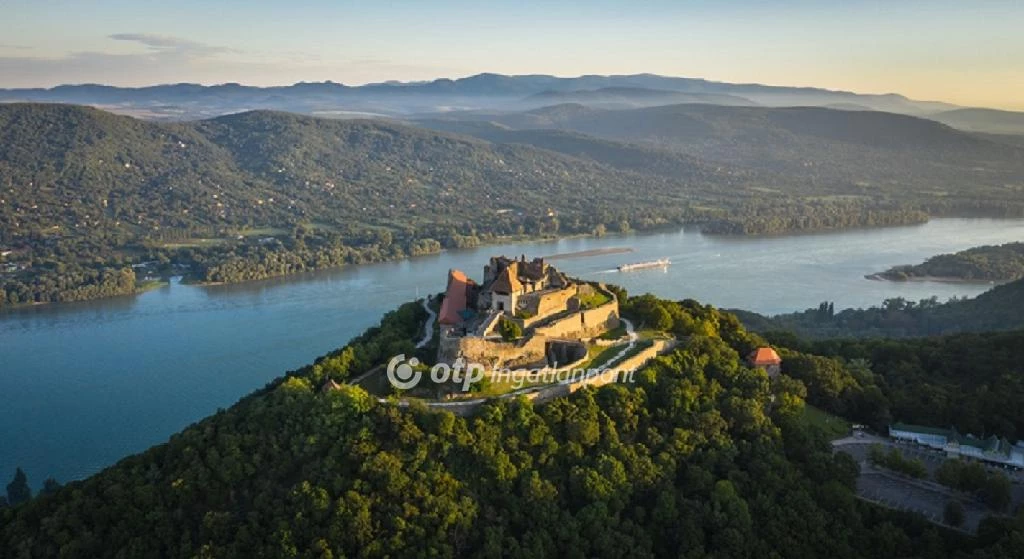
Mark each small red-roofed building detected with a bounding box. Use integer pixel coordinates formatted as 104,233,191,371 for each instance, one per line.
748,347,782,378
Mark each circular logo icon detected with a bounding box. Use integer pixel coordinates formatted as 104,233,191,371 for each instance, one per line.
386,355,422,390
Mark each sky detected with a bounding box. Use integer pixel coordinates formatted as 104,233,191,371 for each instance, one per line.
2,0,1022,110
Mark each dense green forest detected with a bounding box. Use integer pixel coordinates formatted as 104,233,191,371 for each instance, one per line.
732,277,1024,339
771,330,1024,440
4,102,1024,307
3,293,1024,557
0,103,684,306
873,242,1024,282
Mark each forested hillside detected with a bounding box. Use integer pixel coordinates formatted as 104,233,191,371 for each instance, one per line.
874,242,1024,281
732,277,1024,339
0,104,706,306
422,104,1024,209
3,293,1023,557
781,330,1024,441
4,103,998,307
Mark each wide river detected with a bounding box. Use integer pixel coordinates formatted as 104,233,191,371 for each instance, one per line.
2,218,1023,487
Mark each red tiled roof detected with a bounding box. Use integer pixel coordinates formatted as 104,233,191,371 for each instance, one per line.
749,347,781,365
439,269,472,325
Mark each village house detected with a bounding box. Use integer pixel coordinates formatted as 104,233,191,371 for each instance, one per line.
747,346,782,377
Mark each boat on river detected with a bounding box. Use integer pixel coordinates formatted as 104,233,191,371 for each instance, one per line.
617,258,670,272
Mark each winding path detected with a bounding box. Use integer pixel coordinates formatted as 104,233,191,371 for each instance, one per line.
379,316,652,414
415,296,437,349
597,318,637,371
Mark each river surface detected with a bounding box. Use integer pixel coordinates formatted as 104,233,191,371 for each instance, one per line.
2,218,1023,488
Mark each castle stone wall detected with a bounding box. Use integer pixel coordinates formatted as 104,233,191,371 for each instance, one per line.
438,331,547,368
533,299,619,340
520,286,577,327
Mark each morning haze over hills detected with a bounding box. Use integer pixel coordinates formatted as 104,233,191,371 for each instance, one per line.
5,72,1023,135
5,2,1024,557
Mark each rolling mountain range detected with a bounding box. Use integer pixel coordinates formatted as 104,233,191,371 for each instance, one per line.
0,103,701,243
0,102,750,304
4,100,1021,253
6,72,1011,131
2,100,1023,305
415,103,1024,213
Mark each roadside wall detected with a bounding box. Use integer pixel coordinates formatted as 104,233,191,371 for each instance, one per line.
516,338,675,404
569,339,673,393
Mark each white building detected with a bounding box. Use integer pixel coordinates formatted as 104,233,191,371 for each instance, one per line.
889,423,1024,468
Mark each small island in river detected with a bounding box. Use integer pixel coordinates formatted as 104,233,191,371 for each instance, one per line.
868,241,1024,282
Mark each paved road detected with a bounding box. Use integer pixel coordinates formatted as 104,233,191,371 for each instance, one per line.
415,296,436,349
832,432,888,447
391,317,648,415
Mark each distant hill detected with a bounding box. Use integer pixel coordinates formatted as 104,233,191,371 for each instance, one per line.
977,132,1024,148
0,72,961,120
412,119,759,184
0,103,724,305
0,103,685,234
927,108,1024,136
439,103,1005,153
823,103,874,111
417,103,1024,217
732,276,1024,339
3,102,1024,307
520,87,756,109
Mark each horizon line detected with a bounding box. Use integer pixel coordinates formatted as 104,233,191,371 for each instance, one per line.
0,71,972,109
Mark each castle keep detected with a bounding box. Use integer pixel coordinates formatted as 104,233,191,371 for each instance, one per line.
437,255,620,368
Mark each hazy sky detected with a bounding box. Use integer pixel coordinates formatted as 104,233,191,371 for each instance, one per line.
2,0,1022,109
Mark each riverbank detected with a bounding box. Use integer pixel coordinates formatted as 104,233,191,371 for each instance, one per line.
2,228,645,311
136,279,170,293
0,216,1008,313
0,218,935,311
0,278,171,312
864,273,1000,284
866,241,1024,284
4,217,1024,487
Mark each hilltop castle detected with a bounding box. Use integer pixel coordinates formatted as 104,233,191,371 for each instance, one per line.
437,255,620,368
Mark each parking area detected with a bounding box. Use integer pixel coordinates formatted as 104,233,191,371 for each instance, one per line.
857,471,987,533
834,436,1024,533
